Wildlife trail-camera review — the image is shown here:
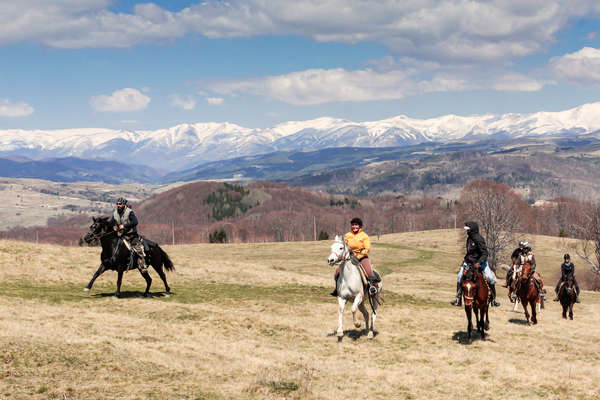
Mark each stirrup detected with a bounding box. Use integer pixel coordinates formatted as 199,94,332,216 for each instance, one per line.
369,284,377,295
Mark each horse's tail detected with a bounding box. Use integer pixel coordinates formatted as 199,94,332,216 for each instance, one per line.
157,245,175,271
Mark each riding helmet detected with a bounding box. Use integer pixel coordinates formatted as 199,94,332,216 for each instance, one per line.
564,253,570,260
522,242,531,249
116,197,128,205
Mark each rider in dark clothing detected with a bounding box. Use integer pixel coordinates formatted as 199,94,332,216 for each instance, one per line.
450,221,500,307
553,254,580,302
108,197,147,272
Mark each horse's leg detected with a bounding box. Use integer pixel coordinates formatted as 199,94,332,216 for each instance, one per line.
484,306,490,331
562,302,567,319
151,254,170,294
464,305,473,344
369,293,379,339
351,293,363,328
115,269,124,298
513,296,520,312
337,297,346,339
84,263,106,292
479,308,486,341
569,302,574,320
531,300,537,325
522,299,530,325
140,269,152,297
358,302,371,338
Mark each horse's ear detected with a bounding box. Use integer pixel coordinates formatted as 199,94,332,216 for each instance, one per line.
92,216,97,222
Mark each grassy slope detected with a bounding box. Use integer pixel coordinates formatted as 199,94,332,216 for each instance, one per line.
0,231,599,400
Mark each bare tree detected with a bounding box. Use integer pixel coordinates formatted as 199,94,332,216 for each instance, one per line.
458,180,527,272
570,202,600,275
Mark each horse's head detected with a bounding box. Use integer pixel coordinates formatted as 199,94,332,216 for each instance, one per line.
83,216,110,244
327,235,348,266
520,263,532,281
461,265,476,306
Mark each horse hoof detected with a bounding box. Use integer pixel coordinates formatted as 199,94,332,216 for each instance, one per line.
354,322,362,328
337,336,343,343
367,331,374,339
164,293,170,298
83,288,90,292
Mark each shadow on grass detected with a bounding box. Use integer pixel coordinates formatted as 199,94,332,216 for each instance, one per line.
508,318,529,325
452,330,495,345
327,329,379,341
92,290,173,299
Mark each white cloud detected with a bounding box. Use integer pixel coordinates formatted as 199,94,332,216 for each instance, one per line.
492,74,545,92
90,88,151,112
0,99,34,117
211,67,483,105
169,94,196,110
550,47,600,85
2,1,600,64
209,62,548,105
206,97,224,106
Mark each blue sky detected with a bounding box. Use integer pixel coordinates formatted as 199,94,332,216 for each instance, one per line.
1,0,599,130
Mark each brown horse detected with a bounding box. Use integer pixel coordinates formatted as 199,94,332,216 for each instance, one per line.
558,275,577,320
515,263,539,325
461,264,490,343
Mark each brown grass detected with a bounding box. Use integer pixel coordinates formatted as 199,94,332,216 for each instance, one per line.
0,230,599,399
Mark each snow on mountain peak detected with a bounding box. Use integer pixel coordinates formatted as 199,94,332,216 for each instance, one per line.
2,102,600,171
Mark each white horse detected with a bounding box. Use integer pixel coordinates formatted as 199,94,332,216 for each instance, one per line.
327,235,382,340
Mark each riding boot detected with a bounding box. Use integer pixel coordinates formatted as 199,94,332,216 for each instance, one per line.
553,287,559,301
450,282,462,306
367,275,380,295
330,273,339,297
490,283,500,307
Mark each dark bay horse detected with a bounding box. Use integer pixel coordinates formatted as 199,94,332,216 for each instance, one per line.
83,216,174,297
515,263,538,325
461,263,490,343
558,276,577,320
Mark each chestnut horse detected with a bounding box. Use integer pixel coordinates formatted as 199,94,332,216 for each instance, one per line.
558,275,577,320
461,263,490,343
515,263,539,325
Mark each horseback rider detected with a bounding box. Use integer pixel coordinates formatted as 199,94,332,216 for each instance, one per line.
451,221,500,307
553,253,580,302
505,241,524,288
108,197,147,273
517,242,545,299
330,217,380,296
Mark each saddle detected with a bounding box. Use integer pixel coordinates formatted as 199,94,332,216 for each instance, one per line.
351,258,381,295
123,236,156,271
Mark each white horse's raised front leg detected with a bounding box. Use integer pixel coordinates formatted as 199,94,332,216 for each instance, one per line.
337,297,347,337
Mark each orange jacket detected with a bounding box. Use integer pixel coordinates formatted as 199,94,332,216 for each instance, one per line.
345,229,371,259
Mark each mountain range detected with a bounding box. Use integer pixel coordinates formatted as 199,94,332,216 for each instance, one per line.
2,102,600,173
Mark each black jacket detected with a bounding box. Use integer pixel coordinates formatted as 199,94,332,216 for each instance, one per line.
561,261,575,279
464,221,488,265
511,247,522,261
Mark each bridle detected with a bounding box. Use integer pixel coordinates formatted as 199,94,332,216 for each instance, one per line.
329,241,351,265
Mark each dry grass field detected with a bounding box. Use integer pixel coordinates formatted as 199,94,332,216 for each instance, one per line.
0,230,599,400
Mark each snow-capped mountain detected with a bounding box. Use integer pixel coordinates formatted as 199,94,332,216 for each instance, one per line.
1,102,600,171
